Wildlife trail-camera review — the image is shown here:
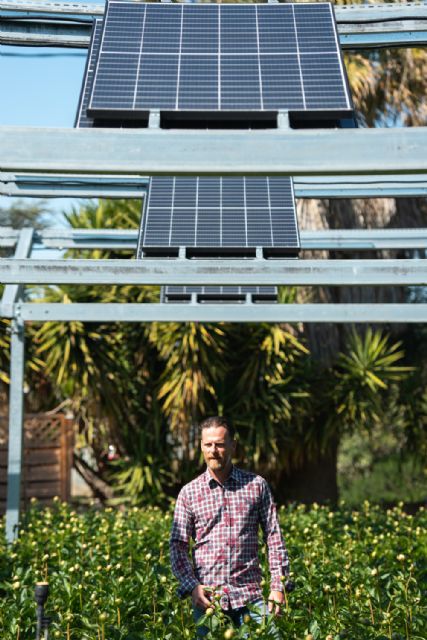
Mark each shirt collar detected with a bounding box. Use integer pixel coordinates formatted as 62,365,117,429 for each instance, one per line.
205,464,238,488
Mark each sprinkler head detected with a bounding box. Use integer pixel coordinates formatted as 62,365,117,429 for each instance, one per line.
35,582,49,606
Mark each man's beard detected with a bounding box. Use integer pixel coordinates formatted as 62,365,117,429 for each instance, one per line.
208,456,229,470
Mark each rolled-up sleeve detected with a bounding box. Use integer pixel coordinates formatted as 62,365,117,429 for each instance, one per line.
169,488,199,598
259,480,290,592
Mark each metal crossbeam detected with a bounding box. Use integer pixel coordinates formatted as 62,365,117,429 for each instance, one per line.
2,173,427,199
0,302,421,323
2,228,427,252
0,173,149,199
1,1,426,48
0,258,426,286
300,229,427,251
2,1,425,20
1,127,426,176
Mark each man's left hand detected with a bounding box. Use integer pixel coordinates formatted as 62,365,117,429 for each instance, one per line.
267,590,284,616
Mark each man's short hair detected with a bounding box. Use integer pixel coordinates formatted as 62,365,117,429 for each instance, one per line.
199,416,235,440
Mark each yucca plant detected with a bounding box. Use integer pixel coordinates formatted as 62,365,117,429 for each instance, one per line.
224,322,311,473
148,321,227,459
330,328,412,434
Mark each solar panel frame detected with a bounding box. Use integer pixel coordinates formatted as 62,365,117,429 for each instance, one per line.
87,1,353,123
162,285,278,304
75,19,103,129
136,176,300,259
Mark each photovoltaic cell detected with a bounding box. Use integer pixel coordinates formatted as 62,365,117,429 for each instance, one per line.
88,2,352,120
137,177,299,258
162,286,278,304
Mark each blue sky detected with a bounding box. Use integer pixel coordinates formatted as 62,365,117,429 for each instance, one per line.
0,1,102,226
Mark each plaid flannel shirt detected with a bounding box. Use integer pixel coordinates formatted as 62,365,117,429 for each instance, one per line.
170,465,290,610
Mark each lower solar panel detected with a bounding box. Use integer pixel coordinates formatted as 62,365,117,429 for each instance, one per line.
161,286,278,304
137,176,300,258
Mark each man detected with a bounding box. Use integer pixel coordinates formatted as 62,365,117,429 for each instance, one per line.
170,416,290,637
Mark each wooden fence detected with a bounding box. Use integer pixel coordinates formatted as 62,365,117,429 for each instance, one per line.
0,413,74,512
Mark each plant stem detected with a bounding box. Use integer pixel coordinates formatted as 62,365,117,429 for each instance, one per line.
368,598,375,625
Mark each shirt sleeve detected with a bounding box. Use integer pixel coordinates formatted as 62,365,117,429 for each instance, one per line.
169,487,199,599
258,479,290,592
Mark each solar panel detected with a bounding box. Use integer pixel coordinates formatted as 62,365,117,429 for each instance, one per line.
87,2,352,123
136,176,299,258
162,286,278,304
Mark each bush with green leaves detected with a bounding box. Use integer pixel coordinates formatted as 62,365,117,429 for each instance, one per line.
0,501,425,639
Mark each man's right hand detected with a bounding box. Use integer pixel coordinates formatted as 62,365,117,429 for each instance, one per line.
191,584,212,610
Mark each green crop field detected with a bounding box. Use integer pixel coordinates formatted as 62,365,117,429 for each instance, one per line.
0,500,425,640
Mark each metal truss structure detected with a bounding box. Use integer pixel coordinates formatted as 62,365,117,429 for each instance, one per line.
1,1,427,541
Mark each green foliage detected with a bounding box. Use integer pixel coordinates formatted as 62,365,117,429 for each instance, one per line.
224,323,310,472
330,328,412,432
0,501,425,639
65,198,142,236
149,322,227,446
339,454,427,505
109,453,172,508
0,319,10,386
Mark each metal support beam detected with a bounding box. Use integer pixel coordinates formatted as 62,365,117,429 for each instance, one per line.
2,1,425,21
294,175,427,199
13,301,427,323
1,228,34,316
0,19,89,47
1,1,426,48
2,173,427,199
300,229,427,251
1,127,426,176
0,1,104,16
0,172,149,198
31,228,427,252
5,315,25,543
0,258,426,286
2,229,427,252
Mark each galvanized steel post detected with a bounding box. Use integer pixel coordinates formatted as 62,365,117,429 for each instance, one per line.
5,314,25,543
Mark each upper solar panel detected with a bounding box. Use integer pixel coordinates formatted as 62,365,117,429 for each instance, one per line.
137,176,299,258
87,2,352,121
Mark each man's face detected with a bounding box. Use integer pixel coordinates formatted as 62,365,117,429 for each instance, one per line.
201,426,236,473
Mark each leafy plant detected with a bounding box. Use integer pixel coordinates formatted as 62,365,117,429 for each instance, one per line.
0,501,425,639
